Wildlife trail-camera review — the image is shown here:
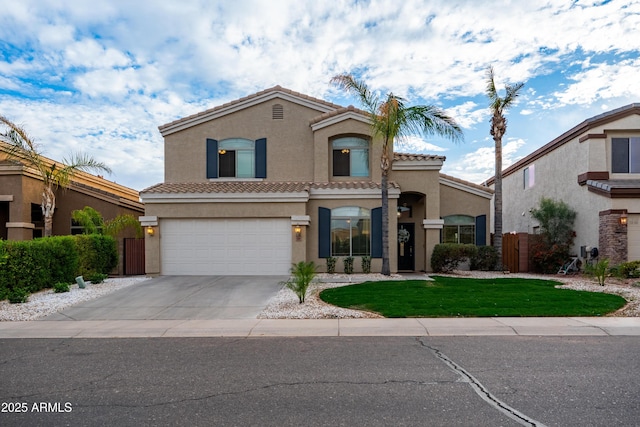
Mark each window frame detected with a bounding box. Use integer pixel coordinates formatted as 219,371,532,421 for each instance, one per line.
442,215,476,244
330,207,372,257
218,138,256,178
612,137,640,174
331,137,370,178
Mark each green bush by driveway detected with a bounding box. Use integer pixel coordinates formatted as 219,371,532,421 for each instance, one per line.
319,276,626,318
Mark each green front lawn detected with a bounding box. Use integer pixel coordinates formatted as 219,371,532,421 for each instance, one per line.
318,276,626,318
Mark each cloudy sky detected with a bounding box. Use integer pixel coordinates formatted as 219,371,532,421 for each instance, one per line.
1,0,639,191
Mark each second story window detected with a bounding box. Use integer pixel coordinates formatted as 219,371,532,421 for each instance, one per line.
332,137,369,177
523,165,535,189
206,137,267,179
218,138,255,178
612,137,640,173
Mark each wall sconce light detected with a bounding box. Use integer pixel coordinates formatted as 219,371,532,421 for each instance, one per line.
341,149,350,154
620,212,628,225
294,226,302,241
218,149,227,155
146,226,155,236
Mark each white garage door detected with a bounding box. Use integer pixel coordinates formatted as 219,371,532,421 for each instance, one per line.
161,219,291,275
627,214,640,261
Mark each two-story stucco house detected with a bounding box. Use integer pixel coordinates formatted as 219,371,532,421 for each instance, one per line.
140,86,492,275
486,103,640,265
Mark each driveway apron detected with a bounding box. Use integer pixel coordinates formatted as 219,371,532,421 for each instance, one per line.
40,276,286,321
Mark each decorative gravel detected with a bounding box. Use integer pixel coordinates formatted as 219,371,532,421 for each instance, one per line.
258,271,640,319
0,277,149,321
3,272,638,321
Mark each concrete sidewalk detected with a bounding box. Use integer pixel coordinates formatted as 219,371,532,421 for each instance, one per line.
1,317,639,338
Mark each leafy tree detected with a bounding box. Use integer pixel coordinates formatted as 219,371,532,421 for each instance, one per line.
529,197,577,273
0,116,112,237
71,206,104,235
331,74,463,275
530,197,577,245
71,206,143,238
485,66,524,262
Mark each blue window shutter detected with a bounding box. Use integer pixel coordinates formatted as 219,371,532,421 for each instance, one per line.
255,138,267,178
371,207,382,258
319,207,331,258
475,215,487,246
206,139,218,178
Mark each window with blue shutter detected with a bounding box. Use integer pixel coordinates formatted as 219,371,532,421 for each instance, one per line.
206,139,218,178
255,138,267,178
475,215,486,246
318,207,331,258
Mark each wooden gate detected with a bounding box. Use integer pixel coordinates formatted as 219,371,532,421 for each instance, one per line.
124,238,145,275
502,233,520,273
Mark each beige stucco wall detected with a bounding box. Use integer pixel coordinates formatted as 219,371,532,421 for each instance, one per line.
165,100,326,183
500,115,640,257
440,183,492,245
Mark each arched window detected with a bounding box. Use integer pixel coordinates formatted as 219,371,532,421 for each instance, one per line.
218,138,255,178
332,137,369,177
443,215,475,244
331,207,371,256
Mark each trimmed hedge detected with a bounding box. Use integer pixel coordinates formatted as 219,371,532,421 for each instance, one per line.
470,246,499,271
431,243,477,273
75,234,118,277
0,234,117,301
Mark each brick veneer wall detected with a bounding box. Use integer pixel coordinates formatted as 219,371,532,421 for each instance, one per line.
599,210,627,265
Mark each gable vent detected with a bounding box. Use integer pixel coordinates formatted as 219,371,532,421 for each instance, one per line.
272,103,284,120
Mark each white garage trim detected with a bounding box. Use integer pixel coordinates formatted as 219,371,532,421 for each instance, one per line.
161,218,291,275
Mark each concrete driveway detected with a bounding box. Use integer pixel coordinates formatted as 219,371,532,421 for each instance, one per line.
42,276,287,321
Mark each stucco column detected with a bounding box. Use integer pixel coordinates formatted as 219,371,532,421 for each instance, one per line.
291,215,310,267
423,219,444,272
140,216,160,276
6,222,34,241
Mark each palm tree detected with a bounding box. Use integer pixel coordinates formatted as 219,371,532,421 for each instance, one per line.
0,115,112,237
485,66,524,264
331,74,463,275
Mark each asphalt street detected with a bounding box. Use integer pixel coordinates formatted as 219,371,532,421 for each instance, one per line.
1,336,639,426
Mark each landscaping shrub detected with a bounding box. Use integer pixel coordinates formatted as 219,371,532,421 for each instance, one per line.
343,256,354,274
613,260,640,279
282,261,317,303
53,282,71,293
530,234,572,274
8,287,29,304
85,272,108,283
361,256,371,274
75,234,118,276
0,236,78,297
529,198,577,274
585,258,610,286
325,256,337,274
0,234,116,301
431,243,477,273
470,246,499,271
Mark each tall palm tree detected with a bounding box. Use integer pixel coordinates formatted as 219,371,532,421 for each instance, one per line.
331,74,463,275
0,115,112,237
485,66,524,264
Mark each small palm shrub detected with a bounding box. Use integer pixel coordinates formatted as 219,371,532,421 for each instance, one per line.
282,261,317,303
613,260,640,279
585,258,610,286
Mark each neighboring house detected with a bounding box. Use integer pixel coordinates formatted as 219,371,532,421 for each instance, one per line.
0,140,144,240
140,86,492,275
485,103,640,265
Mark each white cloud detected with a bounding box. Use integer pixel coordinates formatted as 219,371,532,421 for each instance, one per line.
394,135,448,153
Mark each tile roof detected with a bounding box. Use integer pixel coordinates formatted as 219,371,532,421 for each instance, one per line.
394,152,446,162
309,105,369,125
159,86,343,132
141,181,400,194
440,173,494,194
587,179,640,197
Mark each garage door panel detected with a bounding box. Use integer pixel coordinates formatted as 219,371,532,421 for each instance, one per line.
161,219,291,275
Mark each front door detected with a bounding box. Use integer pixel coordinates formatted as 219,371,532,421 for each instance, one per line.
397,223,415,271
